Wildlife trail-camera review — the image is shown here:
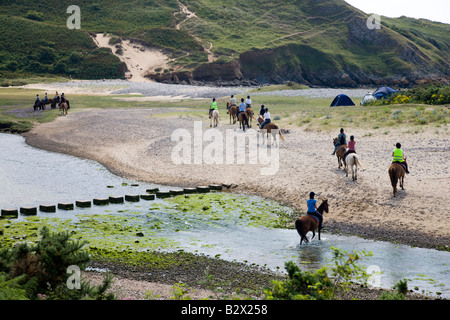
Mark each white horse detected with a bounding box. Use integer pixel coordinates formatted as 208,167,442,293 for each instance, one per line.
345,153,364,181
210,109,219,127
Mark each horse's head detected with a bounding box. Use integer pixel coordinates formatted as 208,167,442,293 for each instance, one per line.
226,102,230,107
319,199,329,214
333,137,338,145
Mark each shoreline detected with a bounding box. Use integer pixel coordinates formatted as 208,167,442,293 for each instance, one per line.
22,106,450,251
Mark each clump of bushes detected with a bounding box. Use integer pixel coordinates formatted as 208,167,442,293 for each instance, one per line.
0,226,115,300
364,84,450,106
264,247,372,300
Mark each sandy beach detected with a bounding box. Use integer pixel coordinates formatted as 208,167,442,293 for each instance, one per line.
23,104,450,250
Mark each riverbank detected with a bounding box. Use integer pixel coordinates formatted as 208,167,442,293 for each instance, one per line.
23,106,450,251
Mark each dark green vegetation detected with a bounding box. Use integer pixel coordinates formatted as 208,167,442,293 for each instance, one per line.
1,0,449,86
0,226,115,300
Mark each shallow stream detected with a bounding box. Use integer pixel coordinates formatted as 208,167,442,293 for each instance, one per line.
0,133,448,298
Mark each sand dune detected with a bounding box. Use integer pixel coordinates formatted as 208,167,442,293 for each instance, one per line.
92,33,171,82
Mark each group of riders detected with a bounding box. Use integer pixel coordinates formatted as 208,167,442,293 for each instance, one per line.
209,95,272,130
34,91,70,110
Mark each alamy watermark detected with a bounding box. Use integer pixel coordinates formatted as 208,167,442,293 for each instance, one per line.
67,5,81,29
171,121,280,175
367,14,381,30
66,265,81,289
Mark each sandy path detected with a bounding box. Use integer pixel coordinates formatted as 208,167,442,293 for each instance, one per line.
92,34,170,82
23,108,450,249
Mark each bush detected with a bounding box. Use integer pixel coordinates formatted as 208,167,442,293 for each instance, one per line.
0,226,115,300
264,247,372,300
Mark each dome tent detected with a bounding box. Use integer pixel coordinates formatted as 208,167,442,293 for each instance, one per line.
330,94,356,107
361,93,376,105
373,86,399,100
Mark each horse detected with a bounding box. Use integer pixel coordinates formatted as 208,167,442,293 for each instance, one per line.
60,102,68,116
210,109,219,127
245,106,255,127
257,116,285,146
227,102,237,124
295,199,329,245
238,111,249,131
333,137,347,169
388,162,405,197
345,153,363,181
33,101,44,111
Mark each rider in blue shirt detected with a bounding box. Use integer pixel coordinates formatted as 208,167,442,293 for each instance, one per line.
307,192,323,230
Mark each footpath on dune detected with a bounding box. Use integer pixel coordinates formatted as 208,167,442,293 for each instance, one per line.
23,107,450,250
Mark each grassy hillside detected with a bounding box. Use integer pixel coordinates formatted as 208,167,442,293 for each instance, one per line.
0,0,449,86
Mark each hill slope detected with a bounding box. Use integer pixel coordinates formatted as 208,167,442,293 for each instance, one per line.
1,0,449,87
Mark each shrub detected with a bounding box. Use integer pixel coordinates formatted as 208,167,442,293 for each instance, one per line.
0,226,115,300
264,247,372,300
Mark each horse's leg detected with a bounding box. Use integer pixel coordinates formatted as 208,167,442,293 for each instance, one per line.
311,230,315,241
400,176,404,190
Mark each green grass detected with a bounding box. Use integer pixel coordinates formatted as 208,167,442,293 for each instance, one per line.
1,0,448,80
1,87,448,134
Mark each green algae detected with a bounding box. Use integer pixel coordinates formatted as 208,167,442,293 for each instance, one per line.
163,192,297,229
0,192,297,269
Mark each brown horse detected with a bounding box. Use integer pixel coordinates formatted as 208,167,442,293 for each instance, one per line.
333,137,347,169
245,106,255,127
60,102,68,116
227,102,237,124
257,116,285,146
238,111,249,131
388,162,405,197
295,199,329,245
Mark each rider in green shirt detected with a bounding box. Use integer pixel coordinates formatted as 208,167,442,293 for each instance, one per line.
209,98,218,118
392,142,409,174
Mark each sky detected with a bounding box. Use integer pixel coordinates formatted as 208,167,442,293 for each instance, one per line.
344,0,450,24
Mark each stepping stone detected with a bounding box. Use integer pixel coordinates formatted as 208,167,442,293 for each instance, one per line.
140,194,155,201
39,205,56,212
58,203,74,210
209,184,223,191
1,209,18,219
146,188,159,194
125,194,140,202
183,188,197,194
196,186,210,193
156,191,171,198
76,200,92,208
109,196,124,204
93,198,109,206
20,207,37,215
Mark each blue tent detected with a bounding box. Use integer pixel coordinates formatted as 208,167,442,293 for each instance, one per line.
330,94,355,107
373,86,398,100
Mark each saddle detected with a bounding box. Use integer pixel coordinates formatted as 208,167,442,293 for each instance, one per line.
393,161,407,171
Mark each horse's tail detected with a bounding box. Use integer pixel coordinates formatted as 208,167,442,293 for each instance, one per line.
274,125,285,141
354,155,363,169
388,165,398,189
295,219,304,239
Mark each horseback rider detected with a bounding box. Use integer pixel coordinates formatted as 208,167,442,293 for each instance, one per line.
259,105,265,117
43,92,48,105
54,91,60,103
307,192,324,230
237,98,249,127
343,135,356,164
260,108,271,129
228,95,237,114
392,142,409,174
332,128,347,155
245,95,252,108
209,98,218,118
35,94,40,104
